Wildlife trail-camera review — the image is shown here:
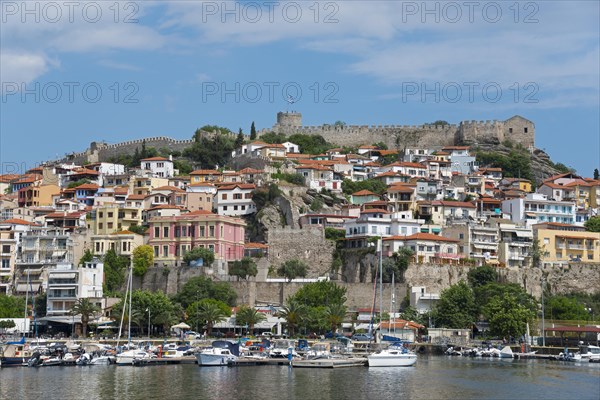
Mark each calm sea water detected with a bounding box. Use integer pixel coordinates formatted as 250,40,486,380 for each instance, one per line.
1,356,599,400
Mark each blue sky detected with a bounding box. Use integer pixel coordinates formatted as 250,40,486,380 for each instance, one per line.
1,1,599,176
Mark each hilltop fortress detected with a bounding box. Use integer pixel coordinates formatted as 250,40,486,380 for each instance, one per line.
60,113,534,165
262,112,535,150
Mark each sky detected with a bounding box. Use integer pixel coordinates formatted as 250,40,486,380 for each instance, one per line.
1,1,599,176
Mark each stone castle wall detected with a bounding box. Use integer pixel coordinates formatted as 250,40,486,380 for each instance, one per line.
261,114,535,149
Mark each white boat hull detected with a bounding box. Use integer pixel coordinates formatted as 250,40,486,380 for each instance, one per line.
196,353,236,366
368,353,417,367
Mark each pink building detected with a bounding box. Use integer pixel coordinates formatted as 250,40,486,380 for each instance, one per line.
148,210,246,265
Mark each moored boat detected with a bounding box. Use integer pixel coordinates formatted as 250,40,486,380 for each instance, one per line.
368,343,417,367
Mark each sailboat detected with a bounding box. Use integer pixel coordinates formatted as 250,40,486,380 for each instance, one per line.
367,239,417,367
115,262,151,365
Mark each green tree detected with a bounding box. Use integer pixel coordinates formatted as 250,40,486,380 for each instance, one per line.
433,281,478,329
128,225,148,235
334,121,346,127
287,133,332,155
113,290,180,336
183,247,215,266
172,276,237,308
235,128,244,147
430,120,449,125
183,133,235,169
325,303,347,333
78,249,94,266
0,295,26,318
341,178,387,196
70,298,100,337
250,122,257,140
277,259,309,282
196,300,228,336
277,298,306,337
132,245,154,277
584,216,600,232
35,292,47,318
173,159,193,175
530,238,546,267
0,319,16,333
484,293,536,339
291,281,347,308
545,295,587,320
594,168,599,180
399,306,426,325
229,257,258,280
467,265,498,288
187,298,231,333
235,305,266,333
103,249,128,294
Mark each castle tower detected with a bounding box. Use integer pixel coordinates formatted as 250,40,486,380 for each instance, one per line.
276,111,302,127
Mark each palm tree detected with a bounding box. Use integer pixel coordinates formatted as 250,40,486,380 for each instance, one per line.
326,303,347,334
153,311,177,336
277,299,306,337
70,298,100,337
197,302,227,336
236,305,266,334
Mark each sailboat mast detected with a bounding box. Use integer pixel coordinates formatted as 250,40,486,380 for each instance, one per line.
127,262,133,343
379,238,383,339
391,272,395,336
23,269,29,337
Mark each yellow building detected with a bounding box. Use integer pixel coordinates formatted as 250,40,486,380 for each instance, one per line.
17,184,60,207
93,205,143,235
534,222,600,266
91,231,144,257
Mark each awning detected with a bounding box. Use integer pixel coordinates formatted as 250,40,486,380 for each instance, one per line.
39,315,81,324
16,283,40,292
515,231,533,238
50,272,77,279
52,251,67,258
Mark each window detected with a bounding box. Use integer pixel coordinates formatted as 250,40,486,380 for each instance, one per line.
209,226,215,237
190,226,195,237
1,259,9,269
154,227,160,238
222,193,228,200
163,245,168,257
220,226,224,237
234,205,238,210
108,212,113,218
200,226,205,237
459,233,464,239
95,242,100,252
99,223,103,229
509,128,513,133
524,127,528,133
245,193,252,199
99,212,104,218
122,242,127,252
163,227,169,238
234,193,242,200
371,226,377,234
175,226,180,237
223,206,228,211
107,222,113,229
1,245,9,253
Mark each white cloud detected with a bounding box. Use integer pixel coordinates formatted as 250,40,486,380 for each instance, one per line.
0,50,55,85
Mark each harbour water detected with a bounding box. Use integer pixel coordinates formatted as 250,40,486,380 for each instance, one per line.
1,356,599,400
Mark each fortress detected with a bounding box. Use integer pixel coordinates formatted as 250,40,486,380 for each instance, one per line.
59,113,534,165
261,112,535,150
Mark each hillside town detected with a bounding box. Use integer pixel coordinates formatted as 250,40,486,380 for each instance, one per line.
0,114,599,342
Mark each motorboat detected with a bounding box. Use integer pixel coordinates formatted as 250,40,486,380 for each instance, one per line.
115,349,154,365
368,343,417,367
269,339,298,358
196,347,237,366
0,342,33,367
573,344,600,362
499,346,514,359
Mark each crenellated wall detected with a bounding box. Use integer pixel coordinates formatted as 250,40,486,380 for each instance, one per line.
261,113,535,149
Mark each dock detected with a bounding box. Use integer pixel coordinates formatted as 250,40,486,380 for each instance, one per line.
132,356,197,366
292,358,367,368
230,357,293,367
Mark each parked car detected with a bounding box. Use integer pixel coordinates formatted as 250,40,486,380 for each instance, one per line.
212,331,225,338
351,333,373,341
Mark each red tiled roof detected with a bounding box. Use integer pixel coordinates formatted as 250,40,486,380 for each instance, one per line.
44,212,85,219
12,174,43,184
141,156,170,162
244,242,269,249
387,162,426,169
361,208,389,214
148,205,184,211
0,218,39,226
0,174,20,183
238,168,264,174
352,190,378,196
75,183,100,190
71,168,100,176
295,165,332,171
127,194,147,200
219,184,256,191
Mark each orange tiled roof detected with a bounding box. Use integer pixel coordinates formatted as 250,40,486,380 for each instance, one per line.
0,218,39,226
190,169,222,175
141,156,170,162
352,190,378,196
219,184,256,191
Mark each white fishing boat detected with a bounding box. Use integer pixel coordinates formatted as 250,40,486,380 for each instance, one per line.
499,346,514,359
573,344,600,362
368,344,418,367
196,347,237,366
115,350,154,365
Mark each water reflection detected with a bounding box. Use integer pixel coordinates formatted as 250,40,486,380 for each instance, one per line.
1,356,599,400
